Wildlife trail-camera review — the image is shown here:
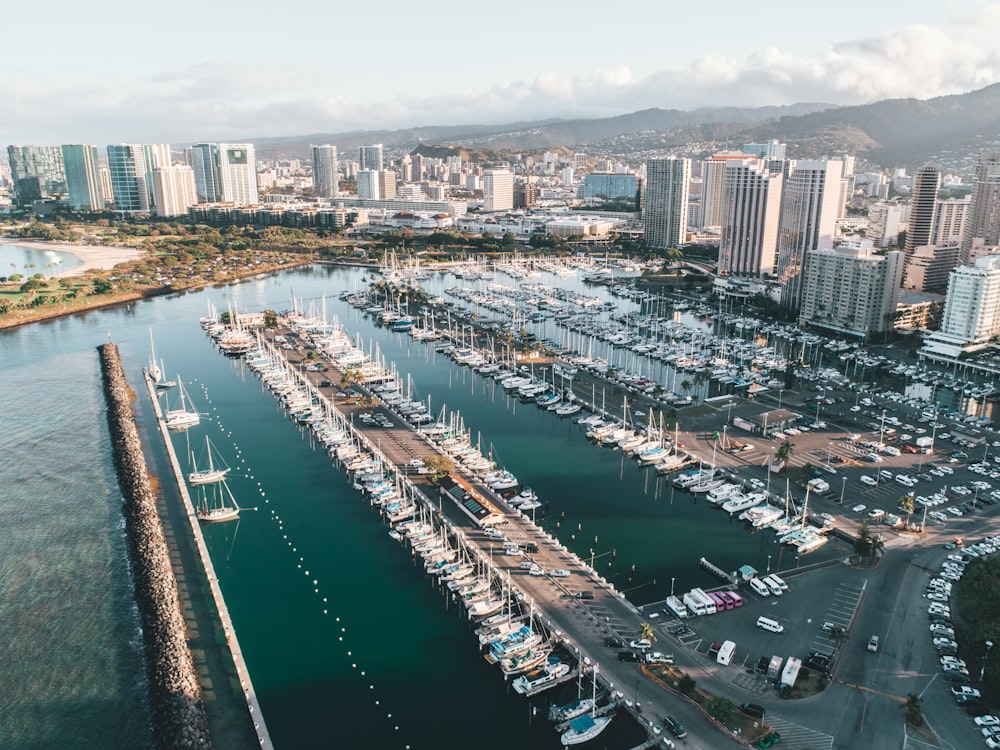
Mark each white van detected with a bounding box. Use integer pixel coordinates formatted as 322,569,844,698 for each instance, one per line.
716,640,737,665
767,574,788,592
756,616,784,634
749,578,771,597
762,575,784,596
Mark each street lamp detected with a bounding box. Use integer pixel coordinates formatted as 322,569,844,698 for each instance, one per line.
670,577,675,597
981,640,994,682
840,476,847,505
767,555,772,574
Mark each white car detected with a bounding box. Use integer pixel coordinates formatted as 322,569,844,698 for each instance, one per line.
860,475,877,487
975,715,1000,727
550,569,570,578
630,638,651,650
852,504,867,513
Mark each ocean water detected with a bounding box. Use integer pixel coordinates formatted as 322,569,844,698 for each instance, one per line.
0,263,852,749
0,242,83,278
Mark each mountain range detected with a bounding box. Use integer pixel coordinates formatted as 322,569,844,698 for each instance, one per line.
248,83,1000,171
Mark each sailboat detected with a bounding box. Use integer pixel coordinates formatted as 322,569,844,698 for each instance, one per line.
195,476,241,523
148,329,176,389
188,436,230,485
559,664,611,746
164,377,200,430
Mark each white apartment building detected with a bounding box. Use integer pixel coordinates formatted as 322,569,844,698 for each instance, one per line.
931,197,970,246
151,165,197,217
798,244,904,338
311,144,339,199
483,169,514,212
356,170,380,200
217,143,258,205
924,255,1000,356
643,157,689,249
717,158,783,277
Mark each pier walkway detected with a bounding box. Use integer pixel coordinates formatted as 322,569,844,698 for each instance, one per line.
144,373,273,750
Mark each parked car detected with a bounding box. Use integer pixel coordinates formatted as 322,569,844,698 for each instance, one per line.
664,716,687,739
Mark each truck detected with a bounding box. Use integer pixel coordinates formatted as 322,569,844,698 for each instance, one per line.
682,591,711,616
779,656,802,689
916,436,934,453
807,478,830,494
767,655,784,680
716,640,737,666
665,595,690,619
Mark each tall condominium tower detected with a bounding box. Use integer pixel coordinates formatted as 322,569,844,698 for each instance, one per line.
356,169,380,199
188,143,221,202
359,144,383,172
925,255,1000,356
151,165,198,217
217,144,258,204
61,144,104,211
643,157,690,249
718,159,784,277
775,159,844,308
961,151,1000,264
106,144,151,214
7,145,66,206
311,145,339,199
904,164,940,263
483,169,514,212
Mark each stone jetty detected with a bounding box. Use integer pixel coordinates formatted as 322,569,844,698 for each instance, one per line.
98,343,211,750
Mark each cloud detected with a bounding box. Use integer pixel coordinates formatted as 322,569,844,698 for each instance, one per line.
3,7,1000,144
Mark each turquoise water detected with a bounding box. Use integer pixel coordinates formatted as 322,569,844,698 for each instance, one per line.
0,264,839,748
0,241,83,277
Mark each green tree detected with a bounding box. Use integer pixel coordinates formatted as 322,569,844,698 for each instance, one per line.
829,624,848,650
705,697,736,723
677,673,696,696
904,692,923,726
637,622,657,643
263,309,278,329
424,454,454,480
774,439,795,471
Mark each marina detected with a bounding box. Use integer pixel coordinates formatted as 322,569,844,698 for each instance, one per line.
4,258,999,749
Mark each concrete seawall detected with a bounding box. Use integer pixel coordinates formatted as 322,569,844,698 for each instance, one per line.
98,343,211,750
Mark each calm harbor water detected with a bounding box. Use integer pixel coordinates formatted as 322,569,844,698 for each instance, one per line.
0,241,83,277
0,261,982,748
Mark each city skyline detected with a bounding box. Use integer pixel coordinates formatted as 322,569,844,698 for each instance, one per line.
3,1,1000,144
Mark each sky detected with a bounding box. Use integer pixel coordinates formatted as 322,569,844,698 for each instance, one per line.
4,0,1000,145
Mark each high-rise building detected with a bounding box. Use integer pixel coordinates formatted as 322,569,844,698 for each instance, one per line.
924,255,1000,356
217,144,258,204
775,159,844,308
61,145,104,211
483,169,514,212
583,173,638,206
187,143,221,203
151,165,198,217
7,145,66,206
903,244,960,294
356,169,380,200
743,140,786,160
643,157,690,249
960,152,1000,264
311,145,339,199
378,170,396,200
717,159,784,277
99,167,113,208
867,202,908,247
359,144,383,172
107,144,151,213
513,181,537,209
904,164,940,263
798,244,904,338
700,153,746,231
931,197,970,246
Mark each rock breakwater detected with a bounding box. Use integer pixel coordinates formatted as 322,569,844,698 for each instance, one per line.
98,343,211,750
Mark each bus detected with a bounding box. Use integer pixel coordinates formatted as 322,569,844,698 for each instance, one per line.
715,592,737,610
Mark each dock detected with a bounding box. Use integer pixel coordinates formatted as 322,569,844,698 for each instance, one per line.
699,556,736,584
144,372,274,750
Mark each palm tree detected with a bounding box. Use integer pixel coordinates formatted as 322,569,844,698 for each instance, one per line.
904,692,924,726
898,494,915,526
774,439,795,471
830,624,848,650
638,621,657,643
680,379,692,398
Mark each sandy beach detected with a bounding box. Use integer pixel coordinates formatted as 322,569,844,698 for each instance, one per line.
0,238,145,278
